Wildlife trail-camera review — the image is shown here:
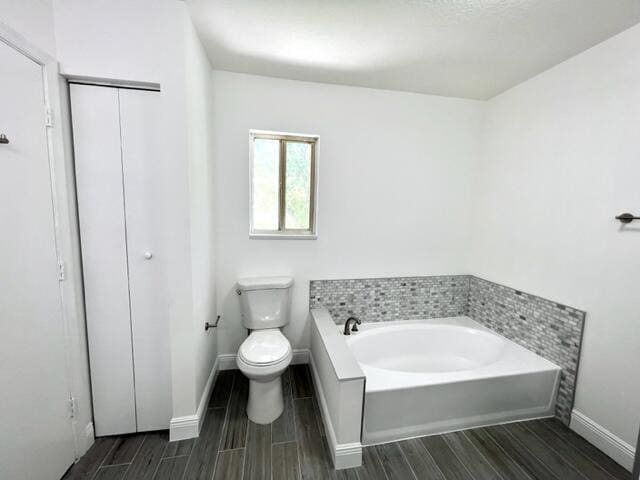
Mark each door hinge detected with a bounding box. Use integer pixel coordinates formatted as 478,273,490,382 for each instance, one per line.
68,396,77,419
44,105,53,127
57,259,66,281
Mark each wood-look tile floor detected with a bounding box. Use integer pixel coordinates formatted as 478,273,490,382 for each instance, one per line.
62,365,632,480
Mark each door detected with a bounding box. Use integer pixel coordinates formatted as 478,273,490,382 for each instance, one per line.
0,40,76,479
70,84,170,435
118,89,171,431
70,84,137,436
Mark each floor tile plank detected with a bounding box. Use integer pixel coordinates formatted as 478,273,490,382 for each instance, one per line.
213,449,244,480
291,365,313,399
103,434,146,466
272,441,301,480
332,466,360,480
375,442,416,480
354,447,388,480
273,368,297,443
62,437,118,480
541,419,632,480
244,421,272,480
294,398,333,479
208,370,235,409
220,371,249,450
421,435,473,480
162,438,194,458
484,426,558,480
398,438,445,480
153,456,189,480
443,431,503,480
502,423,586,480
183,407,226,480
94,465,129,480
463,429,532,480
123,432,168,480
523,421,614,480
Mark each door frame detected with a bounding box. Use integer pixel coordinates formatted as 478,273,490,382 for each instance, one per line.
0,22,94,459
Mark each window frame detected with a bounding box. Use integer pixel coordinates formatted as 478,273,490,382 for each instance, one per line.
249,130,319,239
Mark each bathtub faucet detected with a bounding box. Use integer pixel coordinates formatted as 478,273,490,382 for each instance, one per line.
343,316,362,335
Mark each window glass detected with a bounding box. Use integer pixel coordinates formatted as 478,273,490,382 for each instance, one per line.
285,141,312,230
252,138,280,231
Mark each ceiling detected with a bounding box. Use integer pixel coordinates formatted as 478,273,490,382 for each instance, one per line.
187,0,640,100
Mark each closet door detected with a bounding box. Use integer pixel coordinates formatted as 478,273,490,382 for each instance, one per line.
70,84,136,436
119,89,171,431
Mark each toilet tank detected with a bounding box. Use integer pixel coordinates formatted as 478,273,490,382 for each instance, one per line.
237,276,294,329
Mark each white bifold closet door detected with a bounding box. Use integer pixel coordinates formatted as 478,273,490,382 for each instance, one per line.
70,84,171,436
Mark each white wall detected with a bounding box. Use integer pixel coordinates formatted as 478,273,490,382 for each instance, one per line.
53,0,217,419
212,71,483,354
184,14,218,406
0,0,56,56
471,24,640,448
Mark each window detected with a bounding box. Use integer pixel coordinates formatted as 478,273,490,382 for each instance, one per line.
250,131,318,238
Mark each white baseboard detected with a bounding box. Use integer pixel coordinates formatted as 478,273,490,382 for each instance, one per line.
169,356,219,441
218,353,237,371
570,410,635,472
309,354,363,469
218,348,310,370
169,349,311,441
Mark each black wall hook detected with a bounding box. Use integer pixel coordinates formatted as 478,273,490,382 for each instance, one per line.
615,213,640,224
0,134,9,144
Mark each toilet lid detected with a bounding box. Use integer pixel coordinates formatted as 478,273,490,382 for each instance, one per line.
239,329,291,365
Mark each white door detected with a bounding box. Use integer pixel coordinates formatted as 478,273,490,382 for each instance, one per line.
118,89,171,432
70,84,137,436
70,85,170,435
0,40,76,479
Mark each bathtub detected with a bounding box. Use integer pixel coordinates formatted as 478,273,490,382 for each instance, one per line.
345,316,561,445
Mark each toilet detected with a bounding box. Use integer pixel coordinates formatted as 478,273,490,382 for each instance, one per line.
236,276,293,424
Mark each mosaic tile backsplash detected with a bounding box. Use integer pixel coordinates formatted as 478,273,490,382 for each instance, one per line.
309,275,469,323
309,275,585,425
467,276,585,424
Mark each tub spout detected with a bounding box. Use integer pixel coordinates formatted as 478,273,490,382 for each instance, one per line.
343,316,362,335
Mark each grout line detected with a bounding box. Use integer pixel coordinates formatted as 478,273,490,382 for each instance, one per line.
537,421,621,480
371,446,391,480
459,430,510,480
490,426,561,480
396,443,419,480
441,433,484,480
210,408,230,479
505,423,587,480
414,439,447,480
121,434,147,479
521,422,607,480
289,374,303,480
226,372,237,409
160,454,191,460
464,429,533,480
90,437,121,480
149,441,171,480
239,424,248,480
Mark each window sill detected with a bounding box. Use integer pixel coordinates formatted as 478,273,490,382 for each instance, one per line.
249,232,317,240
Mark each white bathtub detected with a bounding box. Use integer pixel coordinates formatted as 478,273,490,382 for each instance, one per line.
345,317,561,445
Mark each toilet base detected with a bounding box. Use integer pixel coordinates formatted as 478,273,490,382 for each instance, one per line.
247,376,284,424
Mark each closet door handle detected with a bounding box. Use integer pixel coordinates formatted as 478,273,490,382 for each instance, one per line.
143,251,153,260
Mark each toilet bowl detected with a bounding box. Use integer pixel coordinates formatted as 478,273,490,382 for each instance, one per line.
237,328,292,424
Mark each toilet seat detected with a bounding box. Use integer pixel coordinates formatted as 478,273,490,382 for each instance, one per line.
239,329,291,366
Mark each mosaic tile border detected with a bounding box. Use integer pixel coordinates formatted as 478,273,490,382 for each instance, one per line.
309,275,469,324
467,276,585,424
308,275,585,425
